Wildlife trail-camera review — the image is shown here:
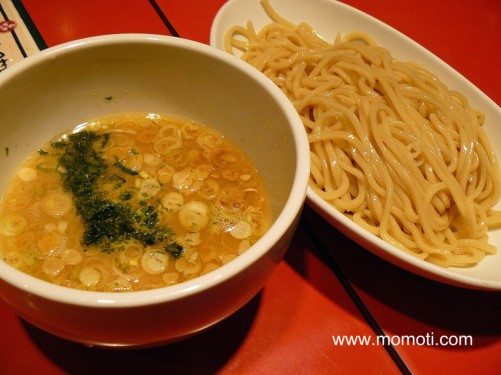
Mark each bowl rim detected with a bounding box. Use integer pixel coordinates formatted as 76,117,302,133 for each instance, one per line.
0,33,310,307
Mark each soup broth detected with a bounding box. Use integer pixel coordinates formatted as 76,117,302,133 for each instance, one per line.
0,113,271,292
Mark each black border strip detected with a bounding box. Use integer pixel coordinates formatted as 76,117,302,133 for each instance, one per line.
12,0,47,50
148,0,180,37
301,217,412,375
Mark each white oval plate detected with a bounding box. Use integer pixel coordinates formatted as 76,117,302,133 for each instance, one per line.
210,0,501,290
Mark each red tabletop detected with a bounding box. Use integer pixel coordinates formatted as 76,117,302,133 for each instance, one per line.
0,1,500,374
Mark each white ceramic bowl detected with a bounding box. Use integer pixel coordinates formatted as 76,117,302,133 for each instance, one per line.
0,34,310,347
210,0,501,291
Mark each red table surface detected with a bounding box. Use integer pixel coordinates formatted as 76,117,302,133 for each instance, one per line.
1,0,500,374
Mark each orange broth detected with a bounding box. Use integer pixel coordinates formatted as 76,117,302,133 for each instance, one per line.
0,113,270,291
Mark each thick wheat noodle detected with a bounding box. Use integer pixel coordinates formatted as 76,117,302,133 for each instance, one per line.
224,0,501,267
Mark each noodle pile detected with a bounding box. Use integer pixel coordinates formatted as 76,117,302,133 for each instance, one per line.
224,0,501,267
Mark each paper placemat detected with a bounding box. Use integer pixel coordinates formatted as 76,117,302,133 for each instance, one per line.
0,0,43,73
